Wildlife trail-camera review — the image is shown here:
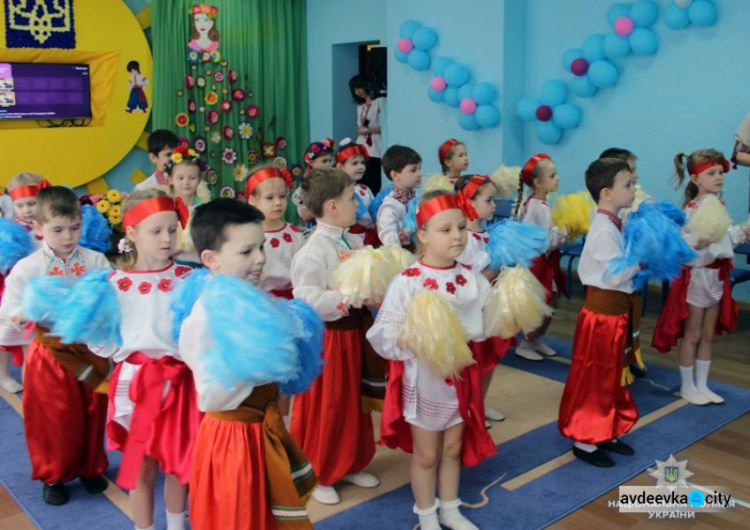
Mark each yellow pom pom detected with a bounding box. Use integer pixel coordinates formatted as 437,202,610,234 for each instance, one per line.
484,266,554,338
96,199,110,214
379,244,417,277
489,165,521,199
686,195,731,244
402,290,475,378
106,189,122,204
423,174,454,193
551,191,596,238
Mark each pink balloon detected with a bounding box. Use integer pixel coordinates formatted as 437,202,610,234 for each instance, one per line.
615,17,634,36
460,98,477,114
397,38,414,53
430,76,447,91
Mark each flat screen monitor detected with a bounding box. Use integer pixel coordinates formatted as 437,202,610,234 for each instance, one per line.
0,62,92,121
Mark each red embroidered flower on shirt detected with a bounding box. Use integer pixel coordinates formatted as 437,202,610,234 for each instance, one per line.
158,279,174,292
402,267,421,277
48,266,64,277
290,224,301,233
174,266,191,277
138,281,152,295
336,302,347,313
446,282,456,294
423,278,438,290
70,262,86,277
283,233,293,243
472,233,482,241
270,238,280,248
117,277,133,292
455,274,467,286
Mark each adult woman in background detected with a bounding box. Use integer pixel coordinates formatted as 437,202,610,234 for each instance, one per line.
350,75,383,194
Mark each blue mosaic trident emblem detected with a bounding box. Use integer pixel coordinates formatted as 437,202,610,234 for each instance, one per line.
4,0,76,49
664,466,679,484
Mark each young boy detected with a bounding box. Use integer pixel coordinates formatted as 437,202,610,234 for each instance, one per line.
558,157,640,468
0,187,111,504
290,167,380,505
135,129,180,191
180,198,315,529
377,145,422,247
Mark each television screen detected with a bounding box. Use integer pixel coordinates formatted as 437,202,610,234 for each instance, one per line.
0,62,92,121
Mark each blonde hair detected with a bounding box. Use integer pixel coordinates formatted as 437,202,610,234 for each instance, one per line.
117,189,169,269
8,171,44,190
672,148,727,207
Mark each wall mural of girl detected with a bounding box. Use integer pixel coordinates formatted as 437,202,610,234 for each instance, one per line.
188,4,220,52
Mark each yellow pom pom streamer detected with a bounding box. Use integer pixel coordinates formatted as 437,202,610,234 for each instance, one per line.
484,266,553,338
686,194,731,244
551,191,596,238
489,165,521,199
423,174,454,193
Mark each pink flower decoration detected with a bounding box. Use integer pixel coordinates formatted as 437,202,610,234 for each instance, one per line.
430,76,446,91
207,110,219,124
397,38,414,53
117,277,132,292
229,70,238,83
214,71,224,83
423,278,438,290
223,126,234,140
220,100,233,113
185,75,195,89
246,104,260,119
231,88,245,102
221,147,238,164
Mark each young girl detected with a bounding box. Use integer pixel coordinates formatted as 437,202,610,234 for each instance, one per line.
368,190,496,530
247,166,305,299
97,190,202,530
292,138,334,224
456,175,510,423
126,61,149,113
439,139,469,186
188,4,220,52
513,154,567,361
336,138,380,246
652,149,750,405
158,146,211,267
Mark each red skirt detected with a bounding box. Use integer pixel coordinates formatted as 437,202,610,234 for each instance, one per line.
530,250,568,301
652,260,737,353
270,288,294,300
380,359,497,467
558,307,639,444
469,337,511,376
348,224,382,248
108,354,203,488
290,326,375,486
23,340,108,484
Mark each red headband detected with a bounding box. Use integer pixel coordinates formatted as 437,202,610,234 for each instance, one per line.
245,167,293,196
416,194,462,228
336,144,370,165
123,196,176,229
9,179,51,201
689,158,729,176
521,153,551,186
438,139,459,167
456,175,490,222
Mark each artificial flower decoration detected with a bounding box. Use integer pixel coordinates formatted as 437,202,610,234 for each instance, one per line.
169,146,198,166
273,157,287,169
188,99,197,113
246,104,260,119
190,3,218,17
204,90,219,105
246,90,254,99
211,51,222,63
220,99,232,113
206,69,212,76
96,199,110,213
602,1,659,59
221,147,238,165
275,136,287,150
201,52,211,63
238,122,253,140
176,89,184,98
665,0,718,29
223,125,234,140
221,87,228,95
289,163,304,180
189,123,196,133
228,70,238,83
247,149,260,165
179,137,190,148
207,110,220,125
517,79,582,144
231,88,245,102
210,131,222,144
106,189,122,203
219,185,236,198
262,142,276,159
206,168,219,186
187,50,200,63
214,71,224,83
221,59,228,67
193,137,207,153
95,188,126,229
234,163,250,182
197,76,206,88
175,113,189,127
185,75,195,89
394,20,437,71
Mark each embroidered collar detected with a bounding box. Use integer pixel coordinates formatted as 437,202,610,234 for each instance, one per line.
597,208,623,232
392,186,416,206
42,244,86,278
155,169,169,186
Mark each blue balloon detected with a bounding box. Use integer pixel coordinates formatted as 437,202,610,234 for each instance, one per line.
664,5,690,29
444,63,470,87
588,60,618,88
582,34,606,62
427,87,445,103
472,82,496,105
475,105,501,128
540,79,566,107
432,56,453,77
631,0,659,27
458,83,476,101
552,104,581,130
572,76,597,98
630,28,658,55
458,113,479,131
400,20,421,39
517,97,541,121
607,3,631,27
412,27,438,50
444,87,461,108
537,122,562,145
689,0,717,27
562,48,583,71
408,49,431,71
604,33,631,60
394,50,409,64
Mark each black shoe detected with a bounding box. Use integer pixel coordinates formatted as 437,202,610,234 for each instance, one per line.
573,447,615,467
598,439,635,456
629,363,647,379
43,483,69,505
80,475,108,494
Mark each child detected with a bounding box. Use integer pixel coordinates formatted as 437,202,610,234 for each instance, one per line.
558,157,639,468
247,166,304,298
126,60,149,113
292,138,334,224
377,145,422,247
135,129,180,191
0,187,111,504
456,175,510,423
513,154,567,361
368,190,496,530
159,145,211,267
439,139,469,186
95,189,202,530
180,199,316,529
652,149,750,405
6,171,47,248
336,138,379,246
290,167,379,505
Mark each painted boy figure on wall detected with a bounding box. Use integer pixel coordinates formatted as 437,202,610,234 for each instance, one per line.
125,60,148,113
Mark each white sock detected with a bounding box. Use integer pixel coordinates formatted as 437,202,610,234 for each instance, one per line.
438,498,477,530
165,510,186,530
413,500,440,530
694,360,711,392
519,339,534,349
679,365,696,393
135,526,155,530
574,441,597,453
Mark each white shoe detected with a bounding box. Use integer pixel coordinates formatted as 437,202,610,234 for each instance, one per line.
532,339,557,357
696,387,725,404
341,471,379,488
485,405,505,422
312,485,340,505
0,377,22,394
439,499,478,530
680,388,711,406
515,344,544,361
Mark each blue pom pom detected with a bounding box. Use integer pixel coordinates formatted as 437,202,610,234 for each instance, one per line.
170,268,209,341
487,219,549,269
369,184,393,220
0,218,33,273
52,270,122,346
402,195,420,240
355,193,368,223
79,205,112,253
22,276,71,326
203,275,298,389
277,299,324,395
652,201,687,226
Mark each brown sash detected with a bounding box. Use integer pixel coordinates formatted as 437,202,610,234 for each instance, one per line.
34,326,111,391
583,287,635,386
